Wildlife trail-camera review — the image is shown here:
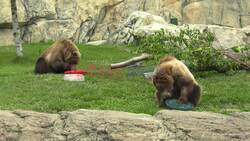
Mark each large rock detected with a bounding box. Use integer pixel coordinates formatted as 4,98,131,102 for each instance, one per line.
143,0,182,22
109,11,250,50
182,0,250,28
0,110,167,140
0,0,25,26
0,0,25,46
0,0,250,46
155,110,250,141
242,26,250,43
0,29,14,46
108,11,172,44
186,24,250,50
0,109,250,141
22,0,126,44
208,25,250,49
182,1,211,25
22,20,79,43
89,0,145,41
24,0,56,21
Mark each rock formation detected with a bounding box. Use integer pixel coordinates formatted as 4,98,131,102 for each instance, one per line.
0,109,250,141
0,0,250,46
109,11,250,50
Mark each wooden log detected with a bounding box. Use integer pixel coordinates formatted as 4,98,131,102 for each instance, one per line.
224,53,250,70
110,53,152,69
223,49,250,70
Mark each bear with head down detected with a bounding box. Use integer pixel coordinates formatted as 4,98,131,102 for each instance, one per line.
153,56,201,107
35,39,81,74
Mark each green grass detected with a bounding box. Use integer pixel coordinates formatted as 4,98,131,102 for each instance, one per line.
0,43,249,115
195,71,250,114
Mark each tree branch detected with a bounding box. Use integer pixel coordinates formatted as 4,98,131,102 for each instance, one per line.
110,53,152,69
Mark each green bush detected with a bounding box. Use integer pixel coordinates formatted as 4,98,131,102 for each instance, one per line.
232,45,250,62
135,26,239,72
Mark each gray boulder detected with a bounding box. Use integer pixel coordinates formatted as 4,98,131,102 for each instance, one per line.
0,109,250,141
109,11,250,51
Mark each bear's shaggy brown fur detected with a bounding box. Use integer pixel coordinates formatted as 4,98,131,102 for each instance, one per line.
35,39,81,74
153,56,201,107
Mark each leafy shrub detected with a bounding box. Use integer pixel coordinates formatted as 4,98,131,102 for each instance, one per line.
135,26,239,72
232,45,250,62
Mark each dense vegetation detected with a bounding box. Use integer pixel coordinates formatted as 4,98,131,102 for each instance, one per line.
135,26,242,72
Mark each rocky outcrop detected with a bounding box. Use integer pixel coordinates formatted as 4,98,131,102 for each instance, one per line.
182,0,250,28
0,109,250,141
0,0,250,46
0,0,25,46
155,110,250,141
110,11,250,50
108,11,173,44
21,0,126,44
0,0,25,25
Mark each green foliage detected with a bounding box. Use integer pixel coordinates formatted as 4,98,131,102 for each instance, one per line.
232,44,250,62
135,26,239,72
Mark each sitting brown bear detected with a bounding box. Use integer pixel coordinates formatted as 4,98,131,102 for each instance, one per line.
35,39,81,74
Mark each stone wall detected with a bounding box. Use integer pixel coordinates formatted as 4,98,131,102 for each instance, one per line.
0,109,250,141
0,0,250,46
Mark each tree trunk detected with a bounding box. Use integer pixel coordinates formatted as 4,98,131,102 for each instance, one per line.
11,0,23,57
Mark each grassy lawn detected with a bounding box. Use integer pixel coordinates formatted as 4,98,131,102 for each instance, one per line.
0,43,249,115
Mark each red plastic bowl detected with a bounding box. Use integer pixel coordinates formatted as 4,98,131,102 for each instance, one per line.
64,70,85,74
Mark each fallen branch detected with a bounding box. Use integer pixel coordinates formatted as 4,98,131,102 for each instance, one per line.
110,53,152,69
223,51,250,70
225,55,250,70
